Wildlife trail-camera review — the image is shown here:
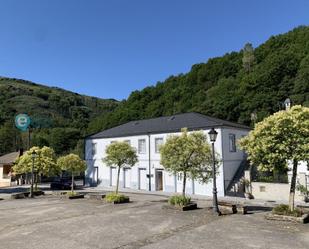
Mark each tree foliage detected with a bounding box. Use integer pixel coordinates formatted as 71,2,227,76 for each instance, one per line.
239,105,309,210
103,142,138,194
160,129,214,196
13,146,59,176
57,153,87,192
242,43,255,72
57,153,86,174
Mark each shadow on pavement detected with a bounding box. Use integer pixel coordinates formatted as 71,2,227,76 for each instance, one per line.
0,186,52,194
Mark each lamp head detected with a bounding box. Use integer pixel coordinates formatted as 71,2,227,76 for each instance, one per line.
208,128,218,143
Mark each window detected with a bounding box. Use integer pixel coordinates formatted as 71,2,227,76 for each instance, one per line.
92,143,97,156
155,138,163,153
110,141,116,144
124,140,131,145
229,134,236,152
138,139,146,154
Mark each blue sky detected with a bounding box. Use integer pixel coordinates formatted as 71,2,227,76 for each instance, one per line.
0,0,309,100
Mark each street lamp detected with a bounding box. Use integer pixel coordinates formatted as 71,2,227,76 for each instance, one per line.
284,98,291,110
30,150,37,198
208,128,221,215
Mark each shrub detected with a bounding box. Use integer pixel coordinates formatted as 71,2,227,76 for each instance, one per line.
296,184,309,196
67,191,77,196
272,204,302,217
105,193,128,203
168,195,191,206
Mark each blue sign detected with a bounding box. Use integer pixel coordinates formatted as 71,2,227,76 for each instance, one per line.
15,114,31,131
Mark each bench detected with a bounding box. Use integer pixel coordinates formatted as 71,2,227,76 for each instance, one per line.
218,201,237,214
218,201,248,214
236,204,248,214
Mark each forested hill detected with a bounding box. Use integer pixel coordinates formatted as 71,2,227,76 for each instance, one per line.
0,77,118,155
87,25,309,134
1,25,309,156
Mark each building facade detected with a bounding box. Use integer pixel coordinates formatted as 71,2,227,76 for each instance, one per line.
85,113,250,197
0,151,21,187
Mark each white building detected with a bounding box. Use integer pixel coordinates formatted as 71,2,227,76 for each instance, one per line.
85,112,250,197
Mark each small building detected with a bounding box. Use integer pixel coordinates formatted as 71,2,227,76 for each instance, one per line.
0,151,21,187
85,112,250,197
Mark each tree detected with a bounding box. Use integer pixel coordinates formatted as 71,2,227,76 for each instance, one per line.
57,153,86,192
239,105,309,211
14,146,59,189
0,122,17,155
242,43,255,73
160,128,214,197
103,142,138,194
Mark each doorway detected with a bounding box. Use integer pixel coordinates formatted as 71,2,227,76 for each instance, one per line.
139,168,147,190
155,169,163,191
93,166,98,186
110,167,117,186
123,168,131,188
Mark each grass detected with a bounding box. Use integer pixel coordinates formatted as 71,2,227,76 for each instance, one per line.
66,191,78,197
168,195,191,206
105,193,128,203
272,204,303,217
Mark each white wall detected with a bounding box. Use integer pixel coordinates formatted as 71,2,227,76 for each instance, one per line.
85,127,248,197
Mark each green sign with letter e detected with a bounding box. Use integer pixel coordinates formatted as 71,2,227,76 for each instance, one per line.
15,114,31,131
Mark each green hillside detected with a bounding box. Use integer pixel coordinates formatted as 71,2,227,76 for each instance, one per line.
0,77,118,155
1,25,309,157
87,25,309,134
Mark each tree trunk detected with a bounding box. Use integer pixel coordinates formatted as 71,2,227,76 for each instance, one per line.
116,166,121,194
289,160,298,211
182,171,187,197
71,172,74,193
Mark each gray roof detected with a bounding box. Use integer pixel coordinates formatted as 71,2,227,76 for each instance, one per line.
0,152,19,165
88,112,250,139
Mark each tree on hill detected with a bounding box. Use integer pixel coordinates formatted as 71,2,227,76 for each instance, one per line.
242,43,255,73
57,153,86,192
160,128,215,197
0,122,17,155
103,142,138,194
14,146,59,189
239,105,309,211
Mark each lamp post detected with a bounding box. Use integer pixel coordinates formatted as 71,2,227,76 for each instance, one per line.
284,98,291,111
30,150,37,198
208,128,221,215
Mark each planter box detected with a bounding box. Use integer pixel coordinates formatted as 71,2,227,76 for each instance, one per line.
11,192,29,199
67,194,84,199
265,213,309,224
164,202,198,211
113,196,130,204
85,193,106,200
33,191,45,196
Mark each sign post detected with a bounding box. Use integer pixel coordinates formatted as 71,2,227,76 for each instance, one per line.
15,114,31,149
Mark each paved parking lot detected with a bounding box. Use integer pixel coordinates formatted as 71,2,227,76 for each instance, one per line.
0,192,308,249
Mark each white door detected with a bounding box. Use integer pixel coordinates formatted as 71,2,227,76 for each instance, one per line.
139,168,147,190
110,167,117,186
124,168,131,188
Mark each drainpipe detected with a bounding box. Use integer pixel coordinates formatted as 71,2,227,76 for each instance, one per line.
148,133,151,191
